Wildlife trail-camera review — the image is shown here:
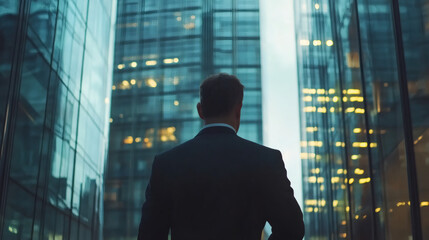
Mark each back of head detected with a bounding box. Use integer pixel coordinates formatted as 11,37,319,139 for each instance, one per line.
199,73,244,118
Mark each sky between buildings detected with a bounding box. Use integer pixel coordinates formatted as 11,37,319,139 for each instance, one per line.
260,0,303,208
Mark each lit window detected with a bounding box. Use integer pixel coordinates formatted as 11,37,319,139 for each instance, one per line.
313,40,322,46
354,168,364,175
300,39,310,46
315,3,320,9
123,136,134,144
117,64,125,69
145,78,157,88
146,60,157,66
174,100,179,106
326,40,334,46
130,62,138,68
130,79,136,85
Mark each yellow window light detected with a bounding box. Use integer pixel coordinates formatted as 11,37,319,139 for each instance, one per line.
354,168,364,175
123,136,134,144
369,129,374,134
304,106,317,112
305,199,317,206
329,89,336,94
421,201,429,207
173,58,179,63
331,177,340,183
301,153,316,159
313,40,322,46
317,89,325,94
330,107,335,113
337,169,343,174
300,141,307,147
310,168,320,174
348,178,354,184
326,40,334,46
130,61,138,68
109,118,113,123
130,79,136,85
370,143,378,148
332,96,339,102
317,96,326,102
306,127,318,132
308,176,317,183
314,207,319,212
351,155,360,160
375,207,381,213
308,141,323,147
305,207,314,212
355,108,365,114
135,137,142,143
317,177,324,183
345,107,355,113
174,100,179,106
353,142,368,148
318,107,327,113
117,64,125,69
145,78,158,88
303,88,317,94
350,96,364,102
112,85,116,90
145,60,157,66
333,200,339,207
359,177,371,184
396,202,406,207
353,128,362,133
347,89,361,95
315,3,320,9
163,58,174,64
300,40,310,46
343,97,348,102
303,96,313,102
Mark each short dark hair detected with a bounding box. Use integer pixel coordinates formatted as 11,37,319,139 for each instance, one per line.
199,73,244,118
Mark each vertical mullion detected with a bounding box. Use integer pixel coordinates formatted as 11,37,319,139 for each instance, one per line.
390,0,422,239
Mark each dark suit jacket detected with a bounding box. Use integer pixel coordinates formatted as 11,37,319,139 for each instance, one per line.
138,126,304,240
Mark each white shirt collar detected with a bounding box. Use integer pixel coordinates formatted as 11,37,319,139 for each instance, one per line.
201,123,236,133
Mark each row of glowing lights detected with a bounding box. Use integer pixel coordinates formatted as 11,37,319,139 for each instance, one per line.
300,39,334,47
305,201,429,214
303,106,365,114
300,141,377,149
304,96,364,103
117,58,179,69
122,127,177,145
303,88,361,95
305,127,374,134
301,150,375,161
307,175,370,184
112,77,180,90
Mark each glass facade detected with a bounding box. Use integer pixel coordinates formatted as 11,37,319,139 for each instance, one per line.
104,0,262,239
0,0,115,239
295,0,429,239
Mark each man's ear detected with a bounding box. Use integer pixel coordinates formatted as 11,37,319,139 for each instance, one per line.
197,102,205,120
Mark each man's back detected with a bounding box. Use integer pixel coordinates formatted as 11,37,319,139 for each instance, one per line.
138,126,304,240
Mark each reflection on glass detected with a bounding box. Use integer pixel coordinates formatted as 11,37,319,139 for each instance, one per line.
0,0,115,239
295,0,428,239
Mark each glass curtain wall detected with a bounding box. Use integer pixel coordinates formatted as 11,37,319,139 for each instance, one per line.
294,0,429,239
104,0,262,239
0,0,116,239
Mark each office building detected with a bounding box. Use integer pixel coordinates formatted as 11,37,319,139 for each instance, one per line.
0,0,116,239
295,0,429,239
104,0,262,238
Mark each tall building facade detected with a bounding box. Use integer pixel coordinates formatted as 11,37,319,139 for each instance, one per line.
295,0,429,239
0,0,116,239
104,0,262,239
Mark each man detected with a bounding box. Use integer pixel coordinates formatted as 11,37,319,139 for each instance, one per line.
138,73,304,240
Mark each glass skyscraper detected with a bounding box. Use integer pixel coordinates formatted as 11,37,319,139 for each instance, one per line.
104,0,262,239
295,0,429,239
0,0,115,239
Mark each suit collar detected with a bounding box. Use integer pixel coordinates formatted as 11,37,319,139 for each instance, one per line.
196,126,237,137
